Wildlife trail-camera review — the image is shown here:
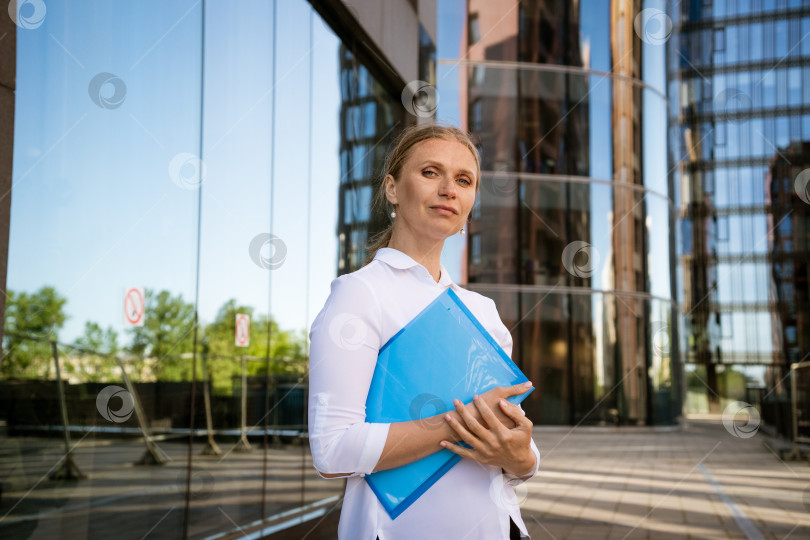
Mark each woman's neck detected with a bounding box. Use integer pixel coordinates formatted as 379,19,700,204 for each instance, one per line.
387,236,444,283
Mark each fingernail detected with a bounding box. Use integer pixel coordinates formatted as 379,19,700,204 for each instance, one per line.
500,399,507,407
453,399,460,406
445,414,452,421
524,381,533,388
440,441,446,447
473,394,478,401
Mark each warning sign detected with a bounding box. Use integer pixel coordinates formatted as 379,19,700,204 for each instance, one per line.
124,287,145,327
235,314,250,347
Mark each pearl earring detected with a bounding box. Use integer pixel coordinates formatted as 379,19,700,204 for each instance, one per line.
390,209,396,218
459,228,465,235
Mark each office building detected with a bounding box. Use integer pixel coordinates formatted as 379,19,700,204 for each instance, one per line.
670,0,810,424
447,0,680,425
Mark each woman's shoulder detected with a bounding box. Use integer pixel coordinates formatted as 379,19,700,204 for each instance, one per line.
324,267,379,303
328,262,380,294
310,266,383,341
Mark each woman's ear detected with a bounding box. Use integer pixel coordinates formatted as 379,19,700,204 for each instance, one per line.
384,174,398,205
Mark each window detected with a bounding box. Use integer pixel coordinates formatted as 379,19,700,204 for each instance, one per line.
468,13,481,45
471,99,483,132
471,65,485,87
788,67,801,106
471,233,482,265
343,185,372,224
714,28,725,51
749,23,763,61
352,144,370,181
718,216,729,242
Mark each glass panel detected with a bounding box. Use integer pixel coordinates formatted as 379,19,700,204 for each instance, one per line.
6,0,203,537
580,0,611,73
588,74,613,180
194,0,278,533
643,88,669,196
485,290,676,426
518,291,569,424
647,195,672,299
649,298,677,424
4,1,401,537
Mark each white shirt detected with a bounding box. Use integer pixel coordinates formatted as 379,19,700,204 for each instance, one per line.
308,247,540,540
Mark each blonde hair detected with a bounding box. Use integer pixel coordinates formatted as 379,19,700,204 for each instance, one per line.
362,124,481,267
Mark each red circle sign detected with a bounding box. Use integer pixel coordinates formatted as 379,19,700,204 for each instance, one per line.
124,288,145,325
235,314,250,347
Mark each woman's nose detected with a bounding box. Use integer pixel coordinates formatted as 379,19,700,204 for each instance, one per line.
438,176,457,197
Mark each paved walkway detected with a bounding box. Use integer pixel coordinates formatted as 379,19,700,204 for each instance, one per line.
0,435,341,539
2,419,809,539
519,419,810,539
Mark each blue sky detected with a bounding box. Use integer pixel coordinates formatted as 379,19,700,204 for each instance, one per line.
9,0,472,348
10,0,338,346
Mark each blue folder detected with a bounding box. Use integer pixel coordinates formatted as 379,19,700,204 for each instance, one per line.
364,287,533,519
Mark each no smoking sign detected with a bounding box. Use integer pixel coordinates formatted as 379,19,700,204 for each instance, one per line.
235,314,250,347
123,287,145,327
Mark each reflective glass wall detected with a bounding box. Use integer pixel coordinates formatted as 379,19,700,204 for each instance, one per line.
437,0,680,426
670,0,810,425
0,1,410,537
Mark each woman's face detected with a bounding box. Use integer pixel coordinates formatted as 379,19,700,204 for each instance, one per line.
385,138,478,244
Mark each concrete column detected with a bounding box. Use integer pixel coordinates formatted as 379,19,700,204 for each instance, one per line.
0,9,17,351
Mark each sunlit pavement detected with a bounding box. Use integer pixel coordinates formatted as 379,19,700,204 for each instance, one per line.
521,420,810,539
0,436,342,539
2,421,809,539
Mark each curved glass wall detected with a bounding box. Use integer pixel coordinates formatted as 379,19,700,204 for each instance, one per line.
670,0,810,425
437,0,680,426
0,0,407,537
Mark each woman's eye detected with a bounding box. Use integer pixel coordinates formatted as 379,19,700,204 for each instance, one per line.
423,169,437,177
458,178,471,185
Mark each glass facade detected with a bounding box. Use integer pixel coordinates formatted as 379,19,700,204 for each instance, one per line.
337,46,400,271
437,0,680,426
670,0,810,425
0,1,422,538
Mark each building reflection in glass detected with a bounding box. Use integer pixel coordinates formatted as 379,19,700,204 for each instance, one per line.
454,0,679,426
0,0,425,538
764,143,810,433
671,1,810,424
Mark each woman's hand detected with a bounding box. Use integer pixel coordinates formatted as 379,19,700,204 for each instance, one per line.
440,389,536,477
458,382,531,431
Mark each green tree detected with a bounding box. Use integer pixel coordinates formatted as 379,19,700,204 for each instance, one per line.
240,313,308,378
200,300,308,393
1,286,68,378
127,288,195,381
199,299,256,393
70,321,120,382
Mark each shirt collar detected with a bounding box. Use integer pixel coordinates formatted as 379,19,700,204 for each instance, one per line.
373,247,456,288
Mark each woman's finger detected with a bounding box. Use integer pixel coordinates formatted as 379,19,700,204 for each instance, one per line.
473,395,508,436
501,381,534,399
452,398,491,440
444,411,480,447
499,400,533,429
439,440,475,459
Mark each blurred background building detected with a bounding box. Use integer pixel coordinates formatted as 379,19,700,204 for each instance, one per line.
439,0,679,426
669,0,810,434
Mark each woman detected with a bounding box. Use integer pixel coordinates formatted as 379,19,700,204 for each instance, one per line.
308,124,540,539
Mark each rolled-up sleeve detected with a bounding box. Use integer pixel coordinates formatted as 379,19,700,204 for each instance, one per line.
308,274,390,478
